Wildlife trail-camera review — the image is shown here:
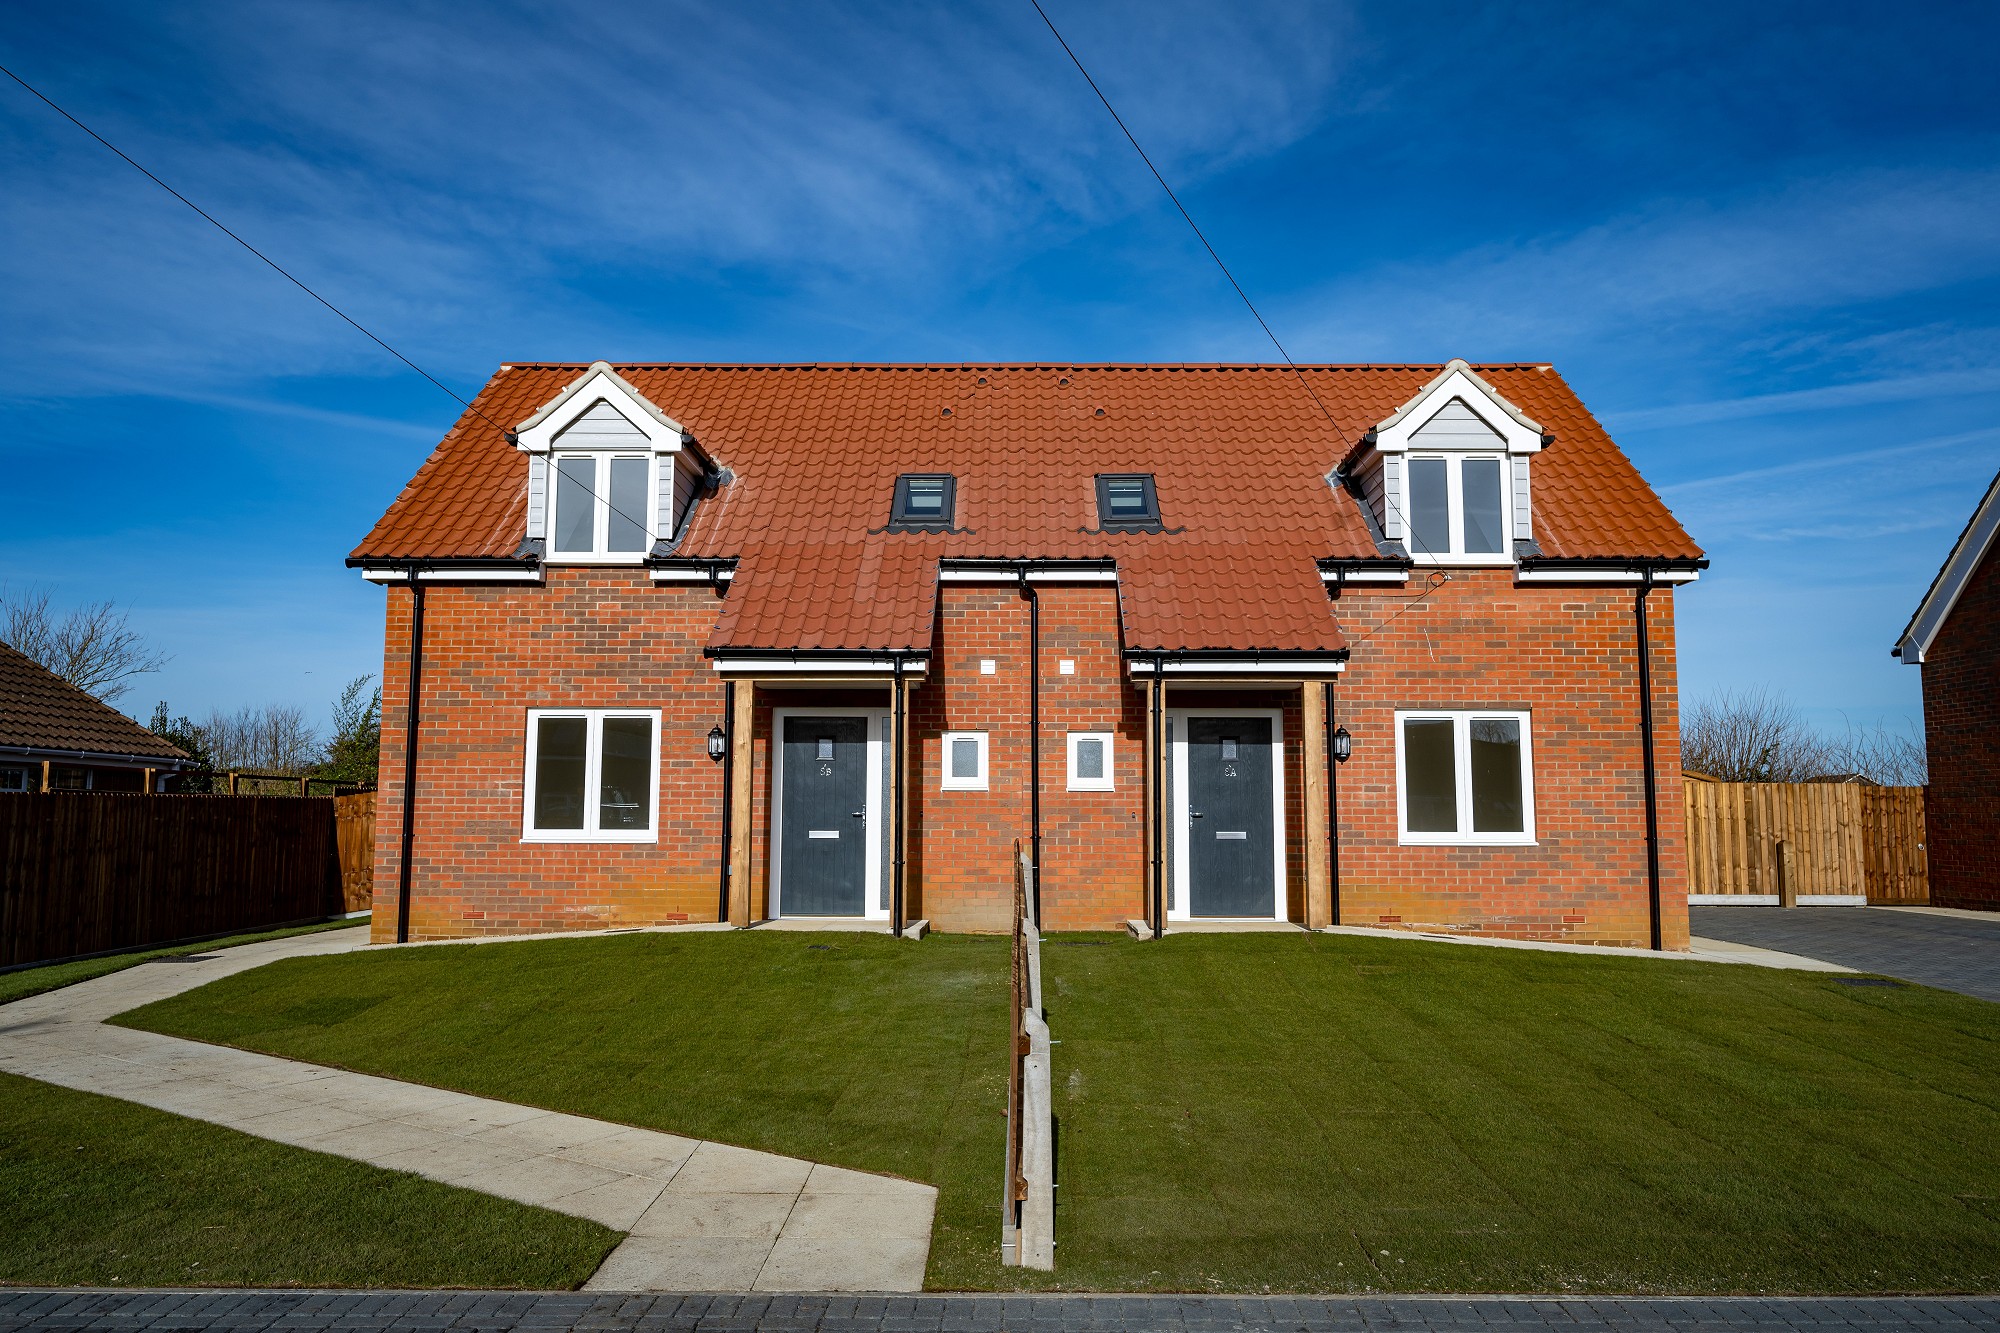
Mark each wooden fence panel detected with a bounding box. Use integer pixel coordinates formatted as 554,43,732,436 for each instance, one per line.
0,793,344,969
1682,779,1928,905
334,792,376,914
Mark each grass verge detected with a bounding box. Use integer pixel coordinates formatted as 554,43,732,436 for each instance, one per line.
0,1071,619,1288
114,931,1011,1289
0,919,366,1007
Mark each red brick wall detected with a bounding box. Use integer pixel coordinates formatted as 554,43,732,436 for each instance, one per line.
372,572,731,942
1921,541,2000,910
1329,569,1688,949
369,566,1688,947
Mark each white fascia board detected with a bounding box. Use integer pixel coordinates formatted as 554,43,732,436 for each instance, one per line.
514,362,687,455
1128,660,1347,677
1373,360,1545,456
938,569,1118,583
1515,568,1700,584
710,658,927,675
360,567,544,584
1896,471,2000,665
651,568,736,582
1319,569,1410,583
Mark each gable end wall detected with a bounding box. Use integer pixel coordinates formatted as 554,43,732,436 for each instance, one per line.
1922,540,2000,909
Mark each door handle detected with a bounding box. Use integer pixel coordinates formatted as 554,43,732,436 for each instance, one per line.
1189,810,1204,819
851,810,865,817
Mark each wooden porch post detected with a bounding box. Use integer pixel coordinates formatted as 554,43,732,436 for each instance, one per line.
728,681,756,926
39,760,51,793
1302,680,1331,929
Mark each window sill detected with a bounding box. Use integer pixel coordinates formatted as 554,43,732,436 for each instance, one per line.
1398,834,1538,847
542,556,652,566
940,782,990,792
1066,781,1115,793
521,831,659,844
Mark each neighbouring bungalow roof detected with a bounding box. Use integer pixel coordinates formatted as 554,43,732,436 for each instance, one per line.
353,363,1702,655
0,643,190,764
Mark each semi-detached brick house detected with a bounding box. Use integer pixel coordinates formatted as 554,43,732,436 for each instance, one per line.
350,359,1705,948
1895,469,2000,911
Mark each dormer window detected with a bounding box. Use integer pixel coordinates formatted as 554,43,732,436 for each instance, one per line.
1408,455,1508,558
513,363,695,564
553,453,652,555
1096,473,1160,530
1355,363,1546,567
890,474,956,530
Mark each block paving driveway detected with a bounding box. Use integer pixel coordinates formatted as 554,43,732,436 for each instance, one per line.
4,1291,1999,1333
1690,906,2000,1002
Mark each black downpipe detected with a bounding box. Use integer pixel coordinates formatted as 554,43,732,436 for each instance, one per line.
1019,572,1042,927
1151,654,1165,939
892,658,907,937
1635,571,1663,951
717,680,734,923
395,578,427,944
1325,680,1340,928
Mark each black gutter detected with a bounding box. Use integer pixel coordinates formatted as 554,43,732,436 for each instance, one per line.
1017,567,1042,927
1151,651,1165,940
1516,555,1709,576
718,680,734,924
1125,648,1350,668
892,658,908,937
396,574,427,945
942,557,1117,575
345,556,540,573
700,647,928,663
1325,680,1341,928
1635,569,1663,951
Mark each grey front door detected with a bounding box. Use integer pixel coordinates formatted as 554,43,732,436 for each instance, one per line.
1185,716,1277,917
780,717,868,916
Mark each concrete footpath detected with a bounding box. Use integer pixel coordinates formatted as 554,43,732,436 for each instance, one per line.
3,1291,1998,1333
0,932,935,1293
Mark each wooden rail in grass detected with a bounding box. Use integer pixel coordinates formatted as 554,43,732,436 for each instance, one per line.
1002,839,1054,1270
1681,777,1927,905
0,792,347,968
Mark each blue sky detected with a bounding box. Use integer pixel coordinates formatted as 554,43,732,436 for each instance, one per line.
4,0,1997,738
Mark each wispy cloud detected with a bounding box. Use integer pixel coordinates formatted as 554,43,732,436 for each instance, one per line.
1610,369,2000,431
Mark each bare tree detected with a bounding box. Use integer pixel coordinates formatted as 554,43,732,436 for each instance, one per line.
1822,721,1929,786
202,704,321,774
1680,686,1835,783
1,585,170,703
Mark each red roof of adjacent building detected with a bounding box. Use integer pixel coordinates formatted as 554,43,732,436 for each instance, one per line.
0,643,189,763
354,362,1700,655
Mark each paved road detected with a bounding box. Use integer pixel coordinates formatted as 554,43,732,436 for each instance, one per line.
5,1292,2000,1333
1690,907,2000,1002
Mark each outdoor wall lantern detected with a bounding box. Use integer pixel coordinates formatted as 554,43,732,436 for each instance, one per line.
707,725,727,762
1332,726,1353,764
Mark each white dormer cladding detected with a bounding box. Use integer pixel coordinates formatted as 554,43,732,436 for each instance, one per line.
1356,360,1546,563
512,362,697,560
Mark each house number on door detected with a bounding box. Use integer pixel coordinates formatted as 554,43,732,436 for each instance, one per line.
819,764,833,777
1223,762,1239,778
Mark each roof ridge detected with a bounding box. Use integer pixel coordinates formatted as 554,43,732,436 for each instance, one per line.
492,361,1554,372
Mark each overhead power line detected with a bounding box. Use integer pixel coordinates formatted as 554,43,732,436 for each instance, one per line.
0,60,666,541
1025,0,1446,645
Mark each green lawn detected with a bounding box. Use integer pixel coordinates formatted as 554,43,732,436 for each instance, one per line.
0,1071,619,1288
0,918,366,1008
113,929,2000,1294
114,931,1013,1289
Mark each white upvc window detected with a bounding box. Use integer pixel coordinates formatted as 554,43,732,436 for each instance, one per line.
1405,454,1509,562
941,732,989,791
1066,732,1114,791
522,709,661,842
1395,709,1535,845
549,452,654,559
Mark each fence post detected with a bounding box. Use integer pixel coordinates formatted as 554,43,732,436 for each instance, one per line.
1777,838,1795,908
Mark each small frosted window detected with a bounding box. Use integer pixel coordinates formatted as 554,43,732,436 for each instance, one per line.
818,736,835,761
606,457,649,552
1403,718,1457,833
1076,739,1104,780
951,737,979,778
533,716,588,830
553,456,596,553
1408,457,1450,555
1461,458,1506,554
